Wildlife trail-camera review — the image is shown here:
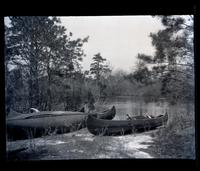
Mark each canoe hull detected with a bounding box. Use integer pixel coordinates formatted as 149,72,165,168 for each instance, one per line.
6,114,87,140
6,106,116,140
86,114,168,136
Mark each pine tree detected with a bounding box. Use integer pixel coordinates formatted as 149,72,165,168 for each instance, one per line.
90,53,111,81
133,15,194,103
5,16,89,111
90,53,111,96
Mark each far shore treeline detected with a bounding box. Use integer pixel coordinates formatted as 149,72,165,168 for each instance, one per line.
5,16,194,114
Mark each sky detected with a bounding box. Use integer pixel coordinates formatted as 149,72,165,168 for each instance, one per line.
4,16,165,73
60,16,165,73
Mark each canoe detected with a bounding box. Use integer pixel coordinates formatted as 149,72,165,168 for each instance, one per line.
6,106,116,140
7,106,115,121
96,106,116,120
86,113,168,136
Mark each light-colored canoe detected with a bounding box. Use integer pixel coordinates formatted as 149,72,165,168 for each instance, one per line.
6,106,116,140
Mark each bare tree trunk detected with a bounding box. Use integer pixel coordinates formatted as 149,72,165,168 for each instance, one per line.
28,40,40,109
47,64,52,111
5,62,12,115
28,59,39,109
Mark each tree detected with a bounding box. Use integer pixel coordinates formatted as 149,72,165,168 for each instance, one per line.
6,17,59,109
152,16,193,102
5,16,89,111
132,55,152,85
90,53,104,79
134,15,194,103
90,53,112,96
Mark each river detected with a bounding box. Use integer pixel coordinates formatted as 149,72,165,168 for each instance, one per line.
95,96,194,125
95,96,169,120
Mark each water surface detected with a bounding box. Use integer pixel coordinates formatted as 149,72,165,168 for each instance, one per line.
95,96,193,120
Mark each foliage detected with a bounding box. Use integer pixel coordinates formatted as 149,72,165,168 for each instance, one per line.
151,103,195,159
90,53,111,80
90,53,112,97
5,16,88,112
140,82,162,102
102,70,140,96
132,15,194,104
137,53,154,64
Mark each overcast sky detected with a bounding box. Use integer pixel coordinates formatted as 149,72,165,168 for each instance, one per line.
60,16,165,73
4,16,165,73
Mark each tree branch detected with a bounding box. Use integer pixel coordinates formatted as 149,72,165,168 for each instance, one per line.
152,62,194,68
181,23,193,30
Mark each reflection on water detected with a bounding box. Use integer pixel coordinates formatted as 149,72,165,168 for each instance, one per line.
95,96,193,120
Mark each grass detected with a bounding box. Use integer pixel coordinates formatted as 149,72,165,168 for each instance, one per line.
6,128,155,160
148,103,195,159
6,114,87,140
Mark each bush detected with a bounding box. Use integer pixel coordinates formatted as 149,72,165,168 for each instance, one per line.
151,103,195,159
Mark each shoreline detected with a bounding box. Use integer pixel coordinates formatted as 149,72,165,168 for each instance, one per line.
7,128,158,160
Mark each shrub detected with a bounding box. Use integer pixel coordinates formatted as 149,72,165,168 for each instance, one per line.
151,103,195,159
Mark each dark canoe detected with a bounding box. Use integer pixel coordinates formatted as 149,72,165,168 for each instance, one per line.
6,106,116,140
86,113,168,136
97,106,116,120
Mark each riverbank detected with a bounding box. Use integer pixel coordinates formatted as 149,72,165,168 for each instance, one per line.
145,125,195,159
6,102,195,160
6,124,195,160
7,128,158,160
